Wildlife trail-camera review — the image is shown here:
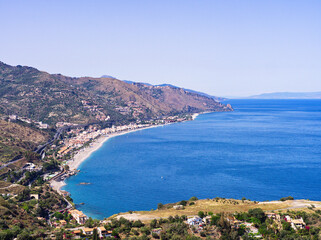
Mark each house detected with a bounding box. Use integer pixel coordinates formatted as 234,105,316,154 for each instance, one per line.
97,226,111,238
152,228,162,235
69,209,88,224
187,217,203,226
9,115,17,121
60,190,70,197
82,227,94,235
24,163,36,171
203,216,212,224
72,229,82,238
59,220,67,226
284,215,291,222
30,194,39,200
226,215,242,228
173,205,184,210
291,218,306,230
266,212,281,221
284,215,306,230
242,222,260,235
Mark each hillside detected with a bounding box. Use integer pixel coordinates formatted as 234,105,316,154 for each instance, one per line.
0,61,232,126
0,119,49,163
113,198,321,221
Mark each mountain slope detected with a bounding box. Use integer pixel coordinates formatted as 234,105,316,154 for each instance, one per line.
0,119,49,163
0,61,232,126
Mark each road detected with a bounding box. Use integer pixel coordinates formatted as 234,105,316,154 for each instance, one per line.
0,127,66,171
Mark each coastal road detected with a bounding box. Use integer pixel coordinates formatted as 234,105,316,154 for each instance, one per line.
0,157,23,171
0,127,66,171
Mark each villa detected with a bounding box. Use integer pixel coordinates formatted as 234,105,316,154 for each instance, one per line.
82,227,94,235
69,209,88,224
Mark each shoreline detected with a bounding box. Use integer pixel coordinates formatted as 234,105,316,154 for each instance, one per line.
50,112,205,193
50,123,171,192
67,124,164,171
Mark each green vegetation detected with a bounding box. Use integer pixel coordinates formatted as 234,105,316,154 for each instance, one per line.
280,196,294,201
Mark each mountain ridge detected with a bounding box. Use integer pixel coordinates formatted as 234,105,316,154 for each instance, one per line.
0,61,232,126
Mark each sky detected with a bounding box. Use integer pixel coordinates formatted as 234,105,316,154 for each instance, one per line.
0,0,320,97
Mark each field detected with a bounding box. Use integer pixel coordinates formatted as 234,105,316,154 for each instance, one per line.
112,198,321,222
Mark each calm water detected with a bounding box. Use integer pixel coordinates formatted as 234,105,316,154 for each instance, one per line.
63,99,321,219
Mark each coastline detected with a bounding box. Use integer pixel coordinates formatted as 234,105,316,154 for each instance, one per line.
67,124,163,171
50,124,169,192
50,113,204,193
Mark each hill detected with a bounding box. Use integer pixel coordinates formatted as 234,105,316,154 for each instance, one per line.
0,61,231,126
248,91,321,99
112,197,321,221
0,119,49,164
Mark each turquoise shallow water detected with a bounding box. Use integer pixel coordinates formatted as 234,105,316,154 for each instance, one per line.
63,99,321,219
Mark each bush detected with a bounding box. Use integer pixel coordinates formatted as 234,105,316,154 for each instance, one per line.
211,215,221,226
280,196,294,201
189,202,195,206
133,220,144,228
198,211,205,218
152,232,160,239
189,196,198,201
248,208,265,223
140,227,150,235
157,203,164,209
179,200,188,206
150,219,158,228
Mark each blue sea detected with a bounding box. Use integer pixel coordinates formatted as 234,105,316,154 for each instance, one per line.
63,99,321,219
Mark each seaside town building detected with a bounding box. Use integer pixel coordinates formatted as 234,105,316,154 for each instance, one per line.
82,227,94,235
69,209,88,224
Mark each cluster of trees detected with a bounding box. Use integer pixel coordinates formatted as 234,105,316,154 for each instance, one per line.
42,160,59,172
5,170,23,183
233,208,321,239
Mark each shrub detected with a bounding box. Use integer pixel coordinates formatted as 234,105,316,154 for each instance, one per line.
179,200,187,206
152,232,159,239
198,211,205,218
280,196,294,201
133,220,144,228
157,203,164,209
189,196,198,201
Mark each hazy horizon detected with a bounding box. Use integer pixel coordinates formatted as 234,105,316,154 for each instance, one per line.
1,0,320,97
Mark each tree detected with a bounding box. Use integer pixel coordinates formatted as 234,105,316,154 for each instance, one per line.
211,215,220,226
282,221,292,231
198,211,205,218
179,200,187,206
53,212,64,220
92,228,98,240
280,196,294,201
132,220,144,228
150,219,158,228
248,208,265,223
189,196,198,201
157,203,164,209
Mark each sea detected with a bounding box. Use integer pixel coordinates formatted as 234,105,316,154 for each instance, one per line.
63,99,321,219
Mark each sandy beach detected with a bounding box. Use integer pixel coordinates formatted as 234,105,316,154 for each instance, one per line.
50,125,164,192
50,180,66,193
192,113,199,120
51,114,202,192
67,124,163,171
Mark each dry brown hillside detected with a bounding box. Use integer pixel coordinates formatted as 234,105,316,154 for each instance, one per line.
0,120,48,163
0,61,232,125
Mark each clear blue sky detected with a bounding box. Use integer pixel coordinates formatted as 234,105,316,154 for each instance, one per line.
0,0,320,97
